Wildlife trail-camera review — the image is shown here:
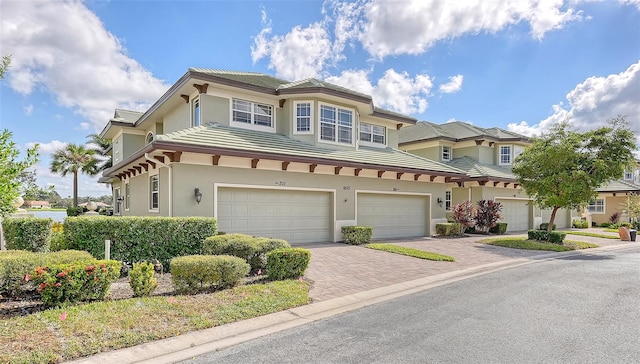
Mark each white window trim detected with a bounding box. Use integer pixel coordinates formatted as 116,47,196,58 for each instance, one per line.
587,199,605,214
114,187,122,216
442,146,452,162
359,122,387,148
445,190,452,211
499,145,512,165
124,183,130,211
293,100,314,135
191,96,200,127
317,102,355,146
230,98,276,133
624,170,633,180
145,132,154,145
149,173,159,212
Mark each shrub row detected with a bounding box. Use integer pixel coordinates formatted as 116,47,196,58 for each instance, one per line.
539,223,557,231
489,222,508,235
527,230,567,244
3,217,54,252
267,248,311,280
29,260,121,306
170,255,250,294
341,226,373,245
203,234,289,271
572,219,589,229
0,250,95,299
435,223,463,237
64,216,217,270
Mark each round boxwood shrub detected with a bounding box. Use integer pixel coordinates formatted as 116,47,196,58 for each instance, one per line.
267,248,311,281
170,255,250,294
203,234,289,271
129,262,158,297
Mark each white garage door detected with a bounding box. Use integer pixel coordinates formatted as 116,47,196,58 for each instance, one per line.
357,193,428,239
497,199,531,232
541,208,569,229
217,188,332,244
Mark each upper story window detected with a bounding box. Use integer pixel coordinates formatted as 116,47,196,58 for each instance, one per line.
320,103,353,145
499,145,512,165
624,170,633,181
150,175,159,211
442,146,452,162
192,97,200,127
294,101,313,134
359,123,386,146
588,199,604,214
232,98,274,130
145,132,154,144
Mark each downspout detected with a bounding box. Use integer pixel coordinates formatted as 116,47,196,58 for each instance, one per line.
145,153,173,216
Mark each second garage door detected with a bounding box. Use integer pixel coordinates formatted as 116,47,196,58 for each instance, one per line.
217,188,332,244
357,193,428,239
541,208,570,229
497,198,531,232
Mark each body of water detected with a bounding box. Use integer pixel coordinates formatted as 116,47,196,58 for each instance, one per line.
29,210,68,222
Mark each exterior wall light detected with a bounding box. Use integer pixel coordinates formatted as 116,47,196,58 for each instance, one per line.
437,197,443,207
194,188,203,204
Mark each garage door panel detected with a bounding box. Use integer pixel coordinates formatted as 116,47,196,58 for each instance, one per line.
218,188,331,243
357,194,428,239
497,199,530,232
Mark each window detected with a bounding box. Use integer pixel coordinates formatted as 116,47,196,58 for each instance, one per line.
114,187,121,215
500,145,511,165
145,132,154,145
232,98,273,128
359,123,386,145
320,104,353,144
124,183,130,211
624,170,633,181
445,191,452,211
588,199,604,213
192,97,200,127
150,175,159,210
294,101,313,133
442,146,452,162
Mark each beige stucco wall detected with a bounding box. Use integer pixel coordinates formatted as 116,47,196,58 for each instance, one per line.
163,101,190,134
453,146,480,161
201,95,229,126
591,194,631,225
406,147,440,162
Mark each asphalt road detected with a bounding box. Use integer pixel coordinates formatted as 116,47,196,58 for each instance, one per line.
180,245,640,364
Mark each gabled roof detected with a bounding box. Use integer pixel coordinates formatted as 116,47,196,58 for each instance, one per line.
122,124,466,177
112,109,143,124
597,179,640,193
446,156,518,181
190,68,289,89
399,121,530,144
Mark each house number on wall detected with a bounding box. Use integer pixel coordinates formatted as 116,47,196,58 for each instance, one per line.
275,181,286,186
343,186,351,190
393,188,400,191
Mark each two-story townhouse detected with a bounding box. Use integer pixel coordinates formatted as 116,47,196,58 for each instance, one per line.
399,121,577,231
589,162,640,225
98,68,469,243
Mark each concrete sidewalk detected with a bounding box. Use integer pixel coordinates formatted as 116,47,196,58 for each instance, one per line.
69,231,634,364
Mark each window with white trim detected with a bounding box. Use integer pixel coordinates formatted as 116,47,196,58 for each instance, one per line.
499,145,512,165
150,175,159,211
232,98,273,128
114,187,121,215
359,123,385,145
124,183,130,211
294,101,313,133
320,104,353,144
445,191,452,211
624,170,633,181
145,132,154,145
192,97,200,127
588,199,604,213
442,146,452,162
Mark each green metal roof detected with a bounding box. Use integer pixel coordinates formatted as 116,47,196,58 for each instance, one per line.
113,109,143,123
189,68,289,89
597,179,640,193
155,124,466,175
399,121,530,144
447,156,518,180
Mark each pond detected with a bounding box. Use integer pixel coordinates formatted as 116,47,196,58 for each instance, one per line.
29,210,68,222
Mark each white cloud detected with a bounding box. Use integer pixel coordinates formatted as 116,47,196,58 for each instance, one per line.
0,0,168,131
79,122,90,130
439,75,464,94
507,61,640,146
327,68,433,114
26,140,67,155
23,104,33,115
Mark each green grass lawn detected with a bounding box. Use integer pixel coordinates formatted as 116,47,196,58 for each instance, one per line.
366,243,455,261
0,280,309,364
481,237,599,251
564,231,620,239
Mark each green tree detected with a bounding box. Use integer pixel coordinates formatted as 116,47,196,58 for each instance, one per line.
50,143,99,207
0,131,39,216
513,117,637,233
0,55,10,79
86,133,112,171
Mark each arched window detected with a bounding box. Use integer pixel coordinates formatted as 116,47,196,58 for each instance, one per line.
146,132,154,144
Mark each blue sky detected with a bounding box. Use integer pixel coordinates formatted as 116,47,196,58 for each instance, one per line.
1,0,639,198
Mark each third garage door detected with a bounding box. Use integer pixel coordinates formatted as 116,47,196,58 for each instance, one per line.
357,193,428,239
497,198,531,232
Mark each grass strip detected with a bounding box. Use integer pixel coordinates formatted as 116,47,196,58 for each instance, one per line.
481,237,599,251
365,243,455,261
564,231,620,239
0,280,309,364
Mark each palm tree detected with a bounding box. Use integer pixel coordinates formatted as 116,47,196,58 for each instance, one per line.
86,133,112,172
50,143,98,207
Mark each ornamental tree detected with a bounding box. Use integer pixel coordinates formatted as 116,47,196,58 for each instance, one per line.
452,200,476,232
475,200,503,233
512,117,637,233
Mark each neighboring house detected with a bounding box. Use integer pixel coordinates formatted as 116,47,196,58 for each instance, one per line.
98,68,468,243
24,200,51,209
589,169,640,226
398,121,576,231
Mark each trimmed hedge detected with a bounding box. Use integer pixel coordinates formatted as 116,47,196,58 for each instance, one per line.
170,255,250,294
3,217,53,252
267,248,311,280
29,260,120,306
341,226,373,245
572,219,589,229
436,223,463,237
489,222,508,235
0,250,95,299
527,230,567,244
129,262,158,297
539,223,556,231
202,233,290,271
64,216,217,270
